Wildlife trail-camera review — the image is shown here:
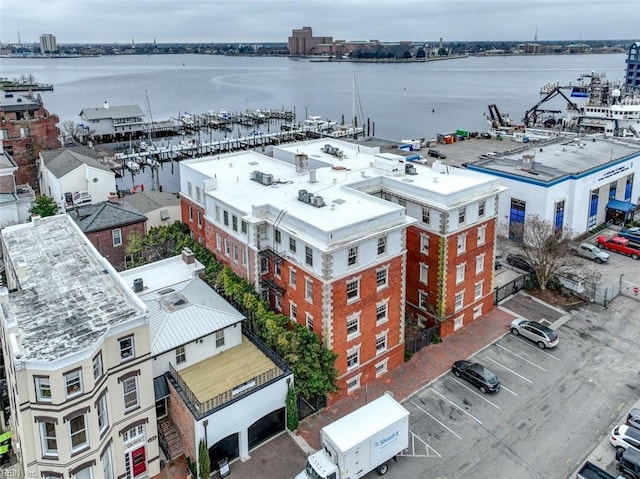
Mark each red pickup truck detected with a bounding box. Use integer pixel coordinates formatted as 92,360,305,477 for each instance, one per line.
596,235,640,260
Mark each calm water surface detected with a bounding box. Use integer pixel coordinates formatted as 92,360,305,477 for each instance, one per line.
0,53,627,141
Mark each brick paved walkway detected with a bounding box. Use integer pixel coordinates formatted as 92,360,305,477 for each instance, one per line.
296,306,516,450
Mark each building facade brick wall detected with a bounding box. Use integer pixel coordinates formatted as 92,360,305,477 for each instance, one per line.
167,379,196,462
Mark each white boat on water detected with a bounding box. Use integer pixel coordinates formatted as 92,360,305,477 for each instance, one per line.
126,161,140,172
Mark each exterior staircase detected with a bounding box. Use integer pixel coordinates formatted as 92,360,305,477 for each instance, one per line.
158,417,184,460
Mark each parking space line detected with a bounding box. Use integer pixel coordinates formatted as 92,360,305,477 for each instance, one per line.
496,343,548,371
431,389,484,424
411,400,462,440
500,385,518,396
399,431,441,458
486,357,533,384
503,336,561,362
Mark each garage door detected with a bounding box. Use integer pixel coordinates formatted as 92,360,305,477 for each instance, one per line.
209,433,239,470
248,408,285,450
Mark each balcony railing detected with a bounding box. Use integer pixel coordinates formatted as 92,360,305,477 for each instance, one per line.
166,329,291,420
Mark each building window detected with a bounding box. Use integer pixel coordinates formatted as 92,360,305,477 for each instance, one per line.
346,347,360,370
454,291,464,312
289,268,297,288
65,370,83,398
376,300,388,324
375,359,389,378
476,254,485,274
346,376,361,392
93,353,103,381
119,336,134,361
422,207,430,224
458,207,466,224
376,266,388,289
215,205,220,221
275,261,281,278
554,200,565,233
223,210,229,226
69,414,88,453
275,229,281,244
477,225,486,245
289,237,297,253
377,236,387,255
275,295,282,312
175,345,186,364
40,421,58,457
588,189,599,229
112,228,122,247
215,330,225,348
456,263,465,284
260,256,269,274
454,315,464,331
418,290,428,310
35,376,52,402
195,186,201,202
375,332,388,354
188,205,193,222
224,238,230,256
419,263,428,284
242,248,247,265
625,174,634,201
197,210,202,227
478,200,486,217
187,182,193,197
457,234,467,254
97,394,109,434
102,445,114,479
0,130,7,140
305,278,313,302
473,305,483,319
346,278,360,302
346,313,360,338
290,302,298,321
241,220,247,234
123,377,139,411
305,246,313,266
609,183,617,199
420,234,429,254
232,215,238,231
347,246,358,266
215,233,221,251
305,312,314,332
509,198,526,242
233,244,239,263
398,198,407,207
475,281,483,300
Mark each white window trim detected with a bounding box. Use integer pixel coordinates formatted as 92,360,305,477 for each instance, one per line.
476,253,485,274
346,345,361,371
69,414,88,453
35,376,52,402
290,301,298,322
65,370,83,398
119,336,135,361
305,277,313,303
346,312,361,340
375,358,389,378
375,330,388,355
289,268,297,289
477,224,487,245
454,314,464,331
457,233,467,255
418,290,428,310
376,298,389,325
456,262,466,285
419,262,428,285
475,280,483,300
376,265,389,291
420,234,429,254
123,377,139,411
112,228,122,247
473,305,483,319
39,420,58,457
346,373,362,393
454,291,464,312
346,276,361,304
97,393,109,434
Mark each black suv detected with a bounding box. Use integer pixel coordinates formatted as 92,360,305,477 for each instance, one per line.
427,148,447,159
616,446,640,479
506,254,534,273
627,407,640,430
451,360,501,394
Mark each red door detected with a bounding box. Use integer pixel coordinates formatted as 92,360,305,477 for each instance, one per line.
132,446,147,477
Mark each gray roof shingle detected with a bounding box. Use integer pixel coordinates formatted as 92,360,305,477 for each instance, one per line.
79,104,144,120
41,147,113,178
123,191,181,214
70,200,147,232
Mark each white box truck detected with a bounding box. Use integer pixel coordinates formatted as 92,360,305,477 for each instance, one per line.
295,393,409,479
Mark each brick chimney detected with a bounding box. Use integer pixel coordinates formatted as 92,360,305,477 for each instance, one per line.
182,247,195,265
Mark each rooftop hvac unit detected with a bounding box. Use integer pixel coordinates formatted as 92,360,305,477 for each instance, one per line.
261,173,273,185
133,278,144,293
298,189,308,201
251,170,263,182
311,195,325,207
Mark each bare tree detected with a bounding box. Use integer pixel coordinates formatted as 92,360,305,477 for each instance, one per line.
514,214,575,290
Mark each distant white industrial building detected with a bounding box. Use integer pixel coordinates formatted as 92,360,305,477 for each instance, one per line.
39,34,57,54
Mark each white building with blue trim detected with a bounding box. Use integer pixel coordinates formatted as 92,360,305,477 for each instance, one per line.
465,138,640,238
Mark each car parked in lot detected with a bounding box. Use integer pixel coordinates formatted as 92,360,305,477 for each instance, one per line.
510,318,559,349
610,424,640,453
506,254,534,273
627,408,640,430
451,360,500,394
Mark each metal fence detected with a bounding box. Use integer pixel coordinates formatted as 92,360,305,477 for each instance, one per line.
297,394,327,421
494,273,533,304
405,325,441,355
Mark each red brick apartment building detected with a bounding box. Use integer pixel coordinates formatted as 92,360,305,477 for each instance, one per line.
0,92,60,189
179,139,505,400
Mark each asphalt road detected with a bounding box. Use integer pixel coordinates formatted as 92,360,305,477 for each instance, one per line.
369,294,640,479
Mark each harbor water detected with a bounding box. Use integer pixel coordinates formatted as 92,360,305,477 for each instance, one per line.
0,53,628,192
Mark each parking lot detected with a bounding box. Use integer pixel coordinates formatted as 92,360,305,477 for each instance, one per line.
373,294,640,479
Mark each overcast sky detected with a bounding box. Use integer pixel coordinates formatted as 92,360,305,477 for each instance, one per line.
1,0,637,45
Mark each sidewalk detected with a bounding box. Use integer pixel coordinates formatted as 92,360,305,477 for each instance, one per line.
296,305,517,451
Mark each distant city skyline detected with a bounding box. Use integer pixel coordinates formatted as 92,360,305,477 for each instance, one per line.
1,0,637,45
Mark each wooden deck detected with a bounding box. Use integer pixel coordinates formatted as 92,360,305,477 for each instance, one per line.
177,336,280,403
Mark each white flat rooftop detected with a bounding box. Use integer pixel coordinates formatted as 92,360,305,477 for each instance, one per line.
470,138,640,182
182,138,502,234
1,215,145,362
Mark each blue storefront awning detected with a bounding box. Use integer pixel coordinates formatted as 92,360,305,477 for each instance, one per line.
154,375,170,401
606,199,637,213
